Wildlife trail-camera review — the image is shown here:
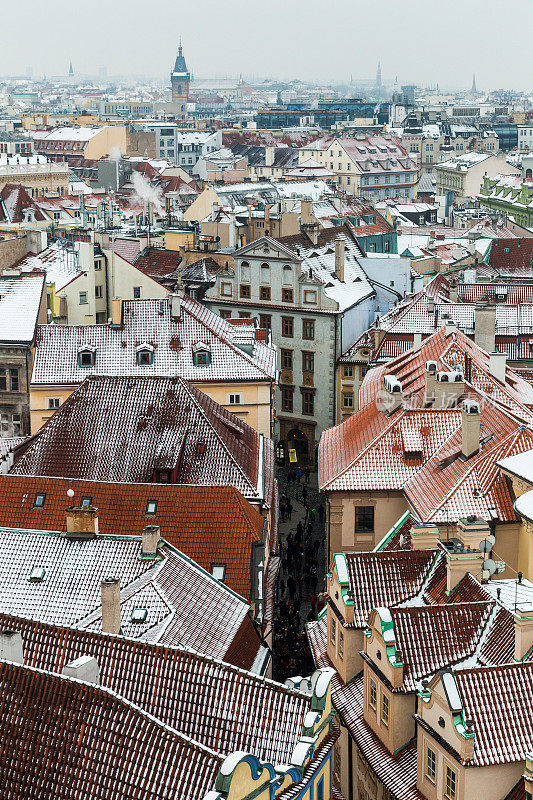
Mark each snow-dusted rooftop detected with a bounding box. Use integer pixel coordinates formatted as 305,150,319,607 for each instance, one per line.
0,274,45,343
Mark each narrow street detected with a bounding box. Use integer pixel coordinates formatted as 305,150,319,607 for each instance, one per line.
272,466,327,683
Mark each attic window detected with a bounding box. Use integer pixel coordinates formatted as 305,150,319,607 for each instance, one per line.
136,344,154,366
146,499,158,515
130,607,148,624
192,343,211,366
77,347,96,368
211,564,226,581
81,496,92,508
29,566,45,583
33,492,46,509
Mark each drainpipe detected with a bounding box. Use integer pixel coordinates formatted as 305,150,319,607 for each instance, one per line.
333,313,339,427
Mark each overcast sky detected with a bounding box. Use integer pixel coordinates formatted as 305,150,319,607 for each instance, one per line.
3,0,532,90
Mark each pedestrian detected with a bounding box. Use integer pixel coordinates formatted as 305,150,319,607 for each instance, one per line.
287,499,293,520
297,520,304,538
296,467,303,483
304,467,310,484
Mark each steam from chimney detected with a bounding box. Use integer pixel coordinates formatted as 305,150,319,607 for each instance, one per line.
108,146,122,161
131,170,164,216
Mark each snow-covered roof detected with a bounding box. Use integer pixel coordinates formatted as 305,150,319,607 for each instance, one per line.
17,241,83,292
0,274,45,343
35,127,103,142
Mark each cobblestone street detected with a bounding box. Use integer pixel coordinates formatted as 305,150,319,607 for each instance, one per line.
272,466,327,683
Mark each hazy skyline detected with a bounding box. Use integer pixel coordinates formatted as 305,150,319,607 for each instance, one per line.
3,0,532,91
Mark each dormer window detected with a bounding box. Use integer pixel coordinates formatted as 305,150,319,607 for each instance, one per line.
192,342,211,366
136,344,154,366
77,346,96,368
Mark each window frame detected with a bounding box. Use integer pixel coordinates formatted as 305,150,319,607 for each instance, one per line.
239,284,251,299
281,349,293,370
355,506,375,534
301,389,314,416
228,393,241,405
220,281,233,297
369,678,377,711
302,351,314,373
47,397,61,410
330,615,336,645
33,492,46,509
381,693,390,728
259,314,271,329
282,287,294,303
281,386,294,413
444,766,456,800
342,365,354,378
426,747,436,785
259,286,271,301
281,316,294,338
302,318,315,340
146,499,158,516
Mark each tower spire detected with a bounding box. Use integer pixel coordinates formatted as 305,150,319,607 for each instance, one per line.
375,61,382,89
471,73,477,94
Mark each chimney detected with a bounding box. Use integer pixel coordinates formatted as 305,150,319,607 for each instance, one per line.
513,605,533,661
211,202,220,221
381,375,403,415
489,351,506,384
474,304,496,354
335,238,346,283
65,506,99,540
111,297,122,327
265,146,275,167
424,360,438,404
62,655,100,685
456,515,490,550
434,369,464,409
170,290,183,319
449,278,458,303
300,199,313,225
461,400,481,459
410,524,440,550
101,577,121,635
141,524,160,559
444,545,485,593
0,630,24,664
412,332,422,352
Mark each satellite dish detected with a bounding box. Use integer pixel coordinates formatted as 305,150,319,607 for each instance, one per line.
479,535,496,553
483,558,497,576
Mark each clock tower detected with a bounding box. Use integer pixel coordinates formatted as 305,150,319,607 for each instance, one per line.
171,41,190,119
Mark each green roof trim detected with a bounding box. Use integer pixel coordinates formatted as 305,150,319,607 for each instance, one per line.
374,510,411,552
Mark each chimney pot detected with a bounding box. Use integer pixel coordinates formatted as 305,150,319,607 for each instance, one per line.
170,291,183,319
101,577,121,635
489,351,506,384
461,399,481,458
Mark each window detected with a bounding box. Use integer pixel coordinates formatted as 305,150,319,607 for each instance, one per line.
211,564,226,581
130,608,148,623
303,290,317,304
342,392,354,408
0,413,7,433
79,291,88,304
355,506,374,533
302,390,314,416
78,348,95,368
146,500,158,515
12,414,21,435
282,265,293,285
317,777,324,800
221,281,232,297
369,678,377,711
361,365,370,379
281,387,293,412
219,309,231,319
7,368,19,392
48,398,60,410
239,284,251,299
136,347,154,366
282,288,294,303
426,748,436,785
81,496,92,508
240,263,250,281
302,351,314,373
238,311,251,318
260,264,270,283
444,766,456,800
133,286,141,299
259,314,271,329
33,492,46,509
281,349,293,370
95,258,102,271
343,365,353,378
228,393,241,405
193,349,211,366
95,285,103,299
381,694,389,727
260,286,271,301
302,319,315,340
29,566,46,583
330,616,336,645
282,317,294,337
339,629,344,660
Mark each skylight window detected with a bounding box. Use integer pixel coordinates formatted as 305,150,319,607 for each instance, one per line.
77,346,96,368
130,607,148,624
146,499,158,515
33,492,46,508
29,566,45,583
81,496,92,508
211,564,226,582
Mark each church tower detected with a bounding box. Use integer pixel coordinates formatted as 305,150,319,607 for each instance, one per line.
171,41,190,119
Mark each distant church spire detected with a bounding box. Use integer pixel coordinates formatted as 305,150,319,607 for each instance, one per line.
69,61,74,76
375,62,382,89
471,73,477,94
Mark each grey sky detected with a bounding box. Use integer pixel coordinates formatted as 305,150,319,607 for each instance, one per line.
2,0,532,90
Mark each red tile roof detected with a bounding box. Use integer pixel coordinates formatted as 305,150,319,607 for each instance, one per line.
489,239,533,276
133,247,181,279
0,476,263,599
0,660,222,800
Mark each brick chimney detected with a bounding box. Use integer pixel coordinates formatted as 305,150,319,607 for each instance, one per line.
513,604,533,661
62,655,100,684
0,630,23,664
300,199,313,225
142,525,160,558
489,351,506,384
335,238,345,283
111,297,122,327
265,146,275,167
65,506,99,540
444,545,485,593
456,515,490,550
424,360,438,404
461,400,481,459
411,524,440,550
101,577,121,635
434,369,464,408
474,304,496,354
